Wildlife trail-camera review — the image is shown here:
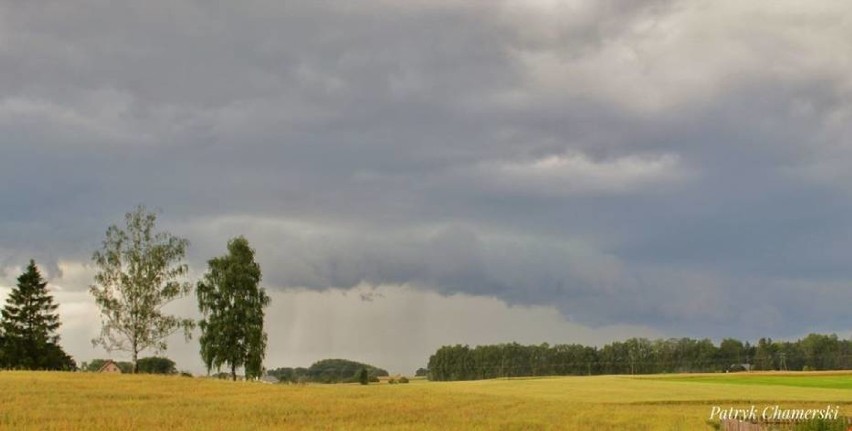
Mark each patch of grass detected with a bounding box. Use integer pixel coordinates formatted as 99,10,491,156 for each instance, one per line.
652,373,852,390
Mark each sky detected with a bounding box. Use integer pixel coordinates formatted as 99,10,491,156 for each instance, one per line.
1,0,851,375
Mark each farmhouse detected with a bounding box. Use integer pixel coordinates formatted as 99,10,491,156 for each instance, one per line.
98,360,123,373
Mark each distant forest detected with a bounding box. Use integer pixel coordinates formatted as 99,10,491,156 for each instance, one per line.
427,333,852,381
269,358,389,383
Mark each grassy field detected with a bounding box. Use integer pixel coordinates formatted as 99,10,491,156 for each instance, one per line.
0,371,849,430
658,372,852,390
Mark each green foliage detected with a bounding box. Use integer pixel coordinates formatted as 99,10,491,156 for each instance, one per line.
136,356,177,374
718,338,745,368
42,343,77,371
793,418,849,431
305,359,389,383
398,376,409,383
90,206,194,373
358,368,368,385
428,333,852,381
415,368,428,377
267,366,309,383
0,260,75,370
269,359,389,384
83,360,96,371
197,237,270,381
799,333,843,370
664,374,852,390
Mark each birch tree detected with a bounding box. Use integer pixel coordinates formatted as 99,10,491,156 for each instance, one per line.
90,206,194,373
197,236,270,381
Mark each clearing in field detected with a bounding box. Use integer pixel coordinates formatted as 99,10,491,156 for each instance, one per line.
0,371,849,430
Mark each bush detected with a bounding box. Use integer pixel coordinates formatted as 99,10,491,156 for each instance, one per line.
793,418,848,431
137,357,177,374
305,359,389,383
388,378,397,384
399,376,409,383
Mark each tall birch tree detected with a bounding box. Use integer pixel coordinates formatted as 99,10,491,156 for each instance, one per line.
197,236,270,381
90,205,194,373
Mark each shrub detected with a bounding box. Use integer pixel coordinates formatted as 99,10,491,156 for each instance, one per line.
793,418,848,431
399,376,409,383
137,357,177,375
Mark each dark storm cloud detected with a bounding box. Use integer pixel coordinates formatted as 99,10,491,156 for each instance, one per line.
2,0,852,341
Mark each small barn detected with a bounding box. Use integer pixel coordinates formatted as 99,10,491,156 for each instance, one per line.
99,360,123,373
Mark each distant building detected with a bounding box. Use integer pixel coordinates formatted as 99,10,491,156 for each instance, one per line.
728,363,752,372
99,360,123,373
259,374,279,384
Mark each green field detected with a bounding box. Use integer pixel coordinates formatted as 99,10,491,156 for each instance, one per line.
658,373,852,390
0,371,849,430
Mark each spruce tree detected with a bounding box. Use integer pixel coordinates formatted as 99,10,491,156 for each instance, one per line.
0,260,71,370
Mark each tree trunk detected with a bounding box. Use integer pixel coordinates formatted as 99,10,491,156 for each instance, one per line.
231,364,236,381
132,347,138,374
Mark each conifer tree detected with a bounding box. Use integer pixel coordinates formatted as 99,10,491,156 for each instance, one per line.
0,260,73,370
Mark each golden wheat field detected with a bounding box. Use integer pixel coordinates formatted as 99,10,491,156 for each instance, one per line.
0,371,850,430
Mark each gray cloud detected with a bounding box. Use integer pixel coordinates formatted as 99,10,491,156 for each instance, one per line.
1,0,852,365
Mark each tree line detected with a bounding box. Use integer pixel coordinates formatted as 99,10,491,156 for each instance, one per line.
1,206,271,380
427,334,852,381
268,358,389,384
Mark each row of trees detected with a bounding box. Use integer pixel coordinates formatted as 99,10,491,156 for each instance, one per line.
0,206,271,379
427,334,852,381
0,261,75,370
88,206,271,379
